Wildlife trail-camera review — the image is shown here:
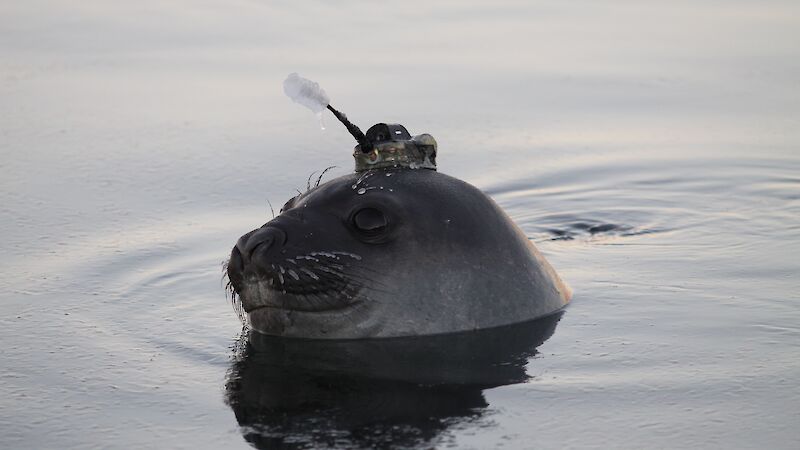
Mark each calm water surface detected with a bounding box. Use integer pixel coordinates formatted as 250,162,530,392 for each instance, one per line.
2,1,799,448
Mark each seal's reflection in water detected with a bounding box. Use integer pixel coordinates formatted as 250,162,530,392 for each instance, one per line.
225,312,563,449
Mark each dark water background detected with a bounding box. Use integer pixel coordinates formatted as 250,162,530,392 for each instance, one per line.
2,1,799,448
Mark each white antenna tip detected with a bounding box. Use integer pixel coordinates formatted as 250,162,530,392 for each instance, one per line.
283,73,331,114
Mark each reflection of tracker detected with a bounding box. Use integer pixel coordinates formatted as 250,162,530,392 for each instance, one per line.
225,73,571,338
225,313,563,449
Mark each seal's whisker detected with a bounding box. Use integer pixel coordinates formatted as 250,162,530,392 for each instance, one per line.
346,277,394,296
346,263,389,278
299,268,319,280
306,270,347,290
315,166,338,188
343,265,393,288
300,290,328,309
272,255,394,294
307,259,344,271
306,170,318,192
329,251,362,260
308,251,363,262
341,271,386,289
312,264,346,278
299,292,320,310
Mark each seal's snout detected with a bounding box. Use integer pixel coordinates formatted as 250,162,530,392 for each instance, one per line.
236,226,287,264
227,216,368,325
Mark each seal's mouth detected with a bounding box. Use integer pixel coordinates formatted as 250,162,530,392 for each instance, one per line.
226,245,368,315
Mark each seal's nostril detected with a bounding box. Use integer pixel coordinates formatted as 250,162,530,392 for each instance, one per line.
247,237,273,258
241,226,287,262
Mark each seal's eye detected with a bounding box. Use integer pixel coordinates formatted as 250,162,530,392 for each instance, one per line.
352,207,388,234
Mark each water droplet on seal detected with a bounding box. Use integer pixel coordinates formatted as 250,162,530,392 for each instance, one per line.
357,188,366,194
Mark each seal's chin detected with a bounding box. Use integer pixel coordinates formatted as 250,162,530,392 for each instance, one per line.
245,302,364,337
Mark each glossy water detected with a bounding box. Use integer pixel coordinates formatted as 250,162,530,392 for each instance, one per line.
2,1,799,448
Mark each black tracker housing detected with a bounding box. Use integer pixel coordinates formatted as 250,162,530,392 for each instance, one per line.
365,123,412,146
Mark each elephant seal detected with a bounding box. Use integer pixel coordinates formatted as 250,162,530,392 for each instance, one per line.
226,123,570,339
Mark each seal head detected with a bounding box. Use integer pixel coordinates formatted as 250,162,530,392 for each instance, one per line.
227,166,570,339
